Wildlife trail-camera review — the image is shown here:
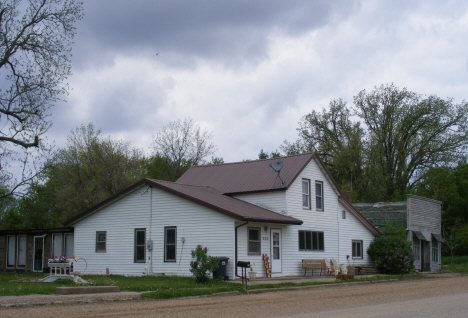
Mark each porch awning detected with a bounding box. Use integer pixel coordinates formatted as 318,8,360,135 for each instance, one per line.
432,233,444,243
413,231,428,241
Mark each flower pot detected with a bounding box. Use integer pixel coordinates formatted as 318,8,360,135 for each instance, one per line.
248,271,257,279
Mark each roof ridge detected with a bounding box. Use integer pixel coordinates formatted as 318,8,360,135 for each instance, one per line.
150,179,221,193
190,152,316,168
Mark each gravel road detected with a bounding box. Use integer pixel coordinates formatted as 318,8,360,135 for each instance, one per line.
1,274,466,317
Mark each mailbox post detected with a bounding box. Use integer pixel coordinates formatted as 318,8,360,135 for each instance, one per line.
237,261,250,289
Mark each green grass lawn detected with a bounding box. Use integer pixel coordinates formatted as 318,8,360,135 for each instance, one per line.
0,264,460,299
441,255,468,273
0,273,244,298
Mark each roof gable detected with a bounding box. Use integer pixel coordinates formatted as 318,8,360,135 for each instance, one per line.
177,153,315,194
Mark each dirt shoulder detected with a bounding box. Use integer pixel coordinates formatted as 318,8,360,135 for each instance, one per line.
0,273,466,317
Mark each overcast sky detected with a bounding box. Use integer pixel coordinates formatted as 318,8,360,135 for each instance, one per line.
49,0,468,163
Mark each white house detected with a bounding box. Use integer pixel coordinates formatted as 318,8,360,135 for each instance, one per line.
65,152,380,279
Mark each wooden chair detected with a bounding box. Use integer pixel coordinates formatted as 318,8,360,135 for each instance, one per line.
325,259,341,277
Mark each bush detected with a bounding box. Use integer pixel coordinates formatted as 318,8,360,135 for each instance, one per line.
189,245,219,283
367,222,414,274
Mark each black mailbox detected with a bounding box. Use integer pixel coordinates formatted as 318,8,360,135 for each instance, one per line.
237,261,250,268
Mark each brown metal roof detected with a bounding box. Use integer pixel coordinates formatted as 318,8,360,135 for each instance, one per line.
177,153,316,194
64,179,303,226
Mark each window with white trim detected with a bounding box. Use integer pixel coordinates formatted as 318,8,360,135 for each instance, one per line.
302,179,310,209
165,227,176,262
342,211,346,219
315,181,323,210
248,228,261,255
352,240,363,259
135,229,146,263
96,231,106,253
298,231,324,251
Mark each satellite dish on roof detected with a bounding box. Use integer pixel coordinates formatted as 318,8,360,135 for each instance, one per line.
269,161,284,187
269,161,284,172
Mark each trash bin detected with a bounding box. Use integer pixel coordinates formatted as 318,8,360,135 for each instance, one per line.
213,257,230,281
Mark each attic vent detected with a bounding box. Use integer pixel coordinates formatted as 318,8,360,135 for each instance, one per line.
269,161,284,187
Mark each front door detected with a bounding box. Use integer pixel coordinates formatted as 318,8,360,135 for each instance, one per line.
271,229,282,273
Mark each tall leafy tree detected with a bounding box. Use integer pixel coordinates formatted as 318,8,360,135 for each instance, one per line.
50,124,145,221
151,118,217,181
0,0,83,197
283,84,468,202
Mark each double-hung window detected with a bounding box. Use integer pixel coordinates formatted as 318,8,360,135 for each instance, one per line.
248,228,261,255
298,231,324,251
165,227,176,262
315,181,323,210
134,229,146,263
302,179,311,209
96,231,106,253
352,240,363,259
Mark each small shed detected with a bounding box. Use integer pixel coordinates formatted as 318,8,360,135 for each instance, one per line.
353,195,442,272
0,228,74,273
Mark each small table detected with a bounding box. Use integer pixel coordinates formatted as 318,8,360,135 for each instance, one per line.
48,259,73,277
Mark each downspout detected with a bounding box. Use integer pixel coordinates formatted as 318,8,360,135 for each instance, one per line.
235,221,249,278
150,186,153,274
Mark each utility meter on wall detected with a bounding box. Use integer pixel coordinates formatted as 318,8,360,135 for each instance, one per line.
146,240,153,251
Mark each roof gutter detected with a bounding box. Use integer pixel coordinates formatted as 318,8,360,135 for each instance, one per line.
235,221,249,278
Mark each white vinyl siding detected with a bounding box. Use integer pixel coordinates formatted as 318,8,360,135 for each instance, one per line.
232,191,286,215
73,185,236,278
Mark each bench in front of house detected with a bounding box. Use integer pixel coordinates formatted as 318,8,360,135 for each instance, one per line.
302,259,326,276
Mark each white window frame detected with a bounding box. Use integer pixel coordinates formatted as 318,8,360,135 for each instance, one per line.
302,179,311,209
315,181,323,211
96,231,106,253
248,227,261,255
352,240,363,259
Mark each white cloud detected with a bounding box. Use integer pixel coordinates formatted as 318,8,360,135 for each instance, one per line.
48,0,468,164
